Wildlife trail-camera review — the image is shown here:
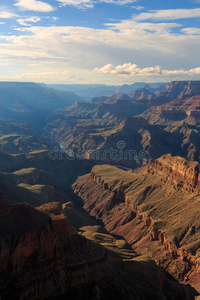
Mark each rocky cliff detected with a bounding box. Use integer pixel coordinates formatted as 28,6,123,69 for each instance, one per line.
0,193,189,300
147,154,200,192
72,155,200,294
44,82,200,164
0,197,125,300
142,95,200,124
141,95,200,161
158,81,200,100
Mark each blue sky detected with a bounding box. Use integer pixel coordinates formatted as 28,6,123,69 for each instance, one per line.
0,0,200,84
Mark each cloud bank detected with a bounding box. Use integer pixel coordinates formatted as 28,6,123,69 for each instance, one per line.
56,0,137,9
134,8,200,21
0,11,18,18
94,63,200,77
14,0,54,12
1,4,200,83
17,16,41,26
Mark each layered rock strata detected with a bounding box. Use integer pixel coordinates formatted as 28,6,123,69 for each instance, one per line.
0,194,188,299
73,155,200,293
0,198,123,299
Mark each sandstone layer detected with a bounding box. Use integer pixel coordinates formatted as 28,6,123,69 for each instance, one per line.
72,154,200,294
0,198,119,300
0,194,188,300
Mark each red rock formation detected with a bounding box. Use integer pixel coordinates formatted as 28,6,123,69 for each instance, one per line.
147,154,200,192
158,81,200,100
0,193,187,300
0,197,129,300
73,160,200,294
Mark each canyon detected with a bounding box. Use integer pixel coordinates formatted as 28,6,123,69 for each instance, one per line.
0,193,190,300
1,80,200,298
72,154,200,295
44,81,200,164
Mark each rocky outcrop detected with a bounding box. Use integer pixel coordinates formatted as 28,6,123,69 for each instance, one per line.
14,169,49,185
140,94,200,161
128,88,155,101
0,198,125,300
160,109,187,120
44,81,200,165
73,159,200,294
147,154,200,192
142,95,200,122
158,81,200,100
0,193,189,300
190,110,200,118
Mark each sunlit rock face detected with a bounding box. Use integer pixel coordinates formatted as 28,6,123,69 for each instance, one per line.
73,156,200,293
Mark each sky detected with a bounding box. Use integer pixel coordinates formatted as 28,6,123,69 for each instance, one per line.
0,0,200,84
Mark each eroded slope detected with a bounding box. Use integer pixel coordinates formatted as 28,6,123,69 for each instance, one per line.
0,195,188,300
73,154,200,293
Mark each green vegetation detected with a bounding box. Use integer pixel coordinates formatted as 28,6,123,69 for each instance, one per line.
13,168,38,176
17,183,51,196
0,121,56,155
93,164,135,190
79,225,138,260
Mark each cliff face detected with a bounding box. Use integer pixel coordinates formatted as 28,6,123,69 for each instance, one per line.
0,198,123,300
93,99,146,118
128,88,155,101
142,95,200,123
147,154,200,192
0,194,188,300
44,81,200,165
140,95,200,161
72,156,200,294
158,81,200,100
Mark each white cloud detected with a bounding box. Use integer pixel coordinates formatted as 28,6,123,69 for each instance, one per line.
132,5,144,10
189,67,200,74
1,23,199,68
56,0,137,9
105,20,181,33
162,68,200,76
17,16,41,26
181,27,200,35
57,0,94,9
14,0,54,12
94,63,162,76
134,8,200,21
0,11,18,18
0,16,200,83
94,63,200,77
100,0,137,4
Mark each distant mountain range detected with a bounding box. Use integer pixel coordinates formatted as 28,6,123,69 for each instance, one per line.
47,82,168,99
1,80,200,164
0,82,81,131
44,80,200,164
